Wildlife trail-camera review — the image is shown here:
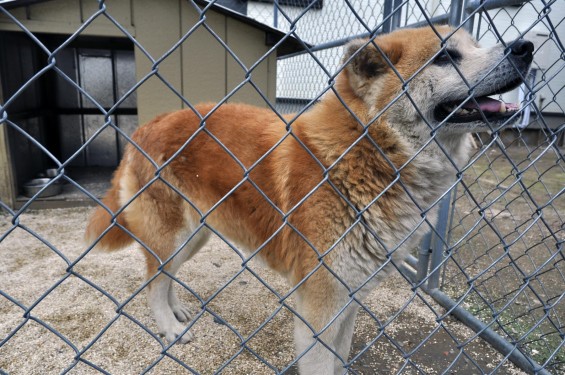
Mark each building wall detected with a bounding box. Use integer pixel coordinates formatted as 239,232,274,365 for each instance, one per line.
0,32,48,205
0,0,278,205
0,0,134,36
132,0,277,124
0,0,277,121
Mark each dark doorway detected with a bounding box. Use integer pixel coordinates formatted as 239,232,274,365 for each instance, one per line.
0,32,137,206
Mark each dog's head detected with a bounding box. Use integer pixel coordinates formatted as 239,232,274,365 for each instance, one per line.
342,25,533,134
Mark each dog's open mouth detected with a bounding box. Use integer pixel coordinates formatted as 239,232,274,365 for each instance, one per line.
434,96,521,123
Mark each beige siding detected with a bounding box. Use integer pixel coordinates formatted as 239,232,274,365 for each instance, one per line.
180,5,275,109
0,0,134,36
29,0,81,22
0,0,280,206
132,0,183,124
80,0,133,30
225,17,272,107
181,2,227,107
267,53,277,104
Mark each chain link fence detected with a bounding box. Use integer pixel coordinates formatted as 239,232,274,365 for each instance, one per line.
0,0,563,374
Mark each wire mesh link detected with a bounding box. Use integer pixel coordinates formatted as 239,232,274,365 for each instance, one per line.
0,0,563,374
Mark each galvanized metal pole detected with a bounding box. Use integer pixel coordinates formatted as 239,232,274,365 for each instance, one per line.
273,0,278,28
466,0,528,11
449,0,466,27
382,0,403,33
417,232,432,283
428,288,552,375
427,192,452,290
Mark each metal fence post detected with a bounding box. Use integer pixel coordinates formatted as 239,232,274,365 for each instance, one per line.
382,0,403,33
416,231,432,283
427,191,453,290
273,0,278,28
450,0,476,31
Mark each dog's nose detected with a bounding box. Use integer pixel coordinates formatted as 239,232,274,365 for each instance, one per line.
509,40,534,64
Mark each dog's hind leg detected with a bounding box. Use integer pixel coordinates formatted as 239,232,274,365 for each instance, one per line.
168,227,210,323
145,221,210,344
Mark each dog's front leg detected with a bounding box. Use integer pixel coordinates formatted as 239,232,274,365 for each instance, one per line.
294,314,338,374
333,305,359,371
293,277,354,375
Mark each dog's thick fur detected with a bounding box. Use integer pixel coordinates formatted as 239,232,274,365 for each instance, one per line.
85,26,533,374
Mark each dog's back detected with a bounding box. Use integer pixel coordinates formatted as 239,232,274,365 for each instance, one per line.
85,103,308,273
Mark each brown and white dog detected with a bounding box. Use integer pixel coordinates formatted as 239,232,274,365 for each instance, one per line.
85,26,533,374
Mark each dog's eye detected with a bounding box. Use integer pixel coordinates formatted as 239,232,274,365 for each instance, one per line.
433,49,462,66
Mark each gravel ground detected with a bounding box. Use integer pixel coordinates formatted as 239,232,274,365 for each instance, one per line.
0,208,527,374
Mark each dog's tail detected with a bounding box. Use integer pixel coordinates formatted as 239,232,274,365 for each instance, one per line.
84,163,134,251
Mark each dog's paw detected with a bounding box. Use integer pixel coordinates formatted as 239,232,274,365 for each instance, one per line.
161,321,193,344
171,302,193,323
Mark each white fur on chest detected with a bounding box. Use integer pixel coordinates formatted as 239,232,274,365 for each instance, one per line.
327,143,462,296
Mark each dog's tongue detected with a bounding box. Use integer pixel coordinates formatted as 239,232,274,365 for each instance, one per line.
463,97,519,113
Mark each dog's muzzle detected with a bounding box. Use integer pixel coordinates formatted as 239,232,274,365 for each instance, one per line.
509,39,534,66
434,39,535,125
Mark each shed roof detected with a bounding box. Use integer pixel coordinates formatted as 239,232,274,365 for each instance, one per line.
0,0,308,56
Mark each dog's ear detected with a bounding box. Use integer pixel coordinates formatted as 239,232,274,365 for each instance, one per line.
343,39,402,79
